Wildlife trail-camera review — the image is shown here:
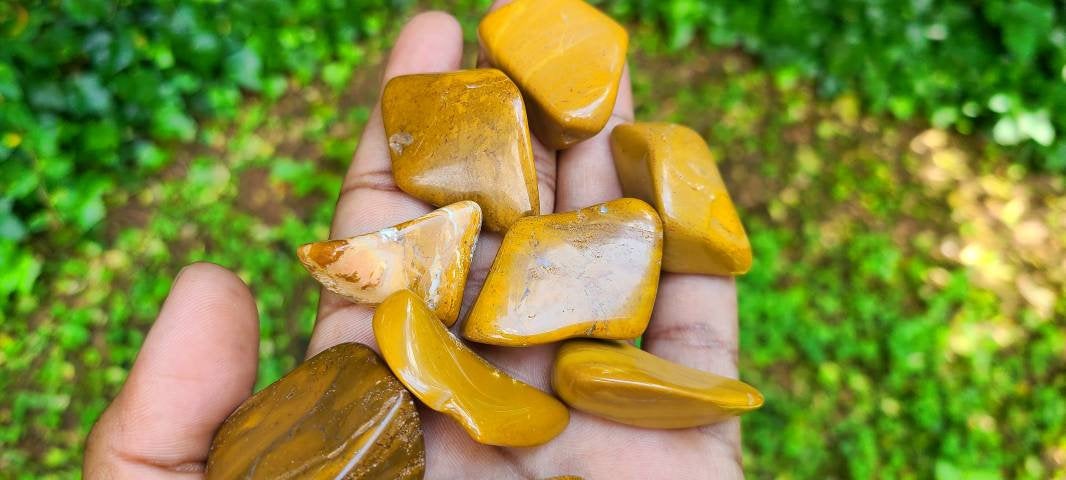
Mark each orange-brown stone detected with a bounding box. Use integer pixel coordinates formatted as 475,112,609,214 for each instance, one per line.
611,123,752,275
463,198,662,346
479,0,628,149
297,201,481,325
382,69,539,232
205,343,424,479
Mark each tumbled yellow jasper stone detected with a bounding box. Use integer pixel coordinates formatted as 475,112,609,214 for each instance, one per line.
206,343,424,479
463,198,662,346
374,290,569,447
479,0,628,149
382,69,538,232
297,201,481,326
552,340,764,429
611,123,753,276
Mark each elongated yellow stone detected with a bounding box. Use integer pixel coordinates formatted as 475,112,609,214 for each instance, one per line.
611,123,752,275
463,198,662,346
552,340,764,429
297,201,481,326
205,343,424,479
374,290,569,447
382,69,539,232
479,0,628,149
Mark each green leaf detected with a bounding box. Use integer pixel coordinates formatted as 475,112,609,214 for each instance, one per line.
52,179,109,231
134,142,170,171
0,63,22,102
992,116,1023,145
1000,1,1055,61
0,204,26,243
931,106,957,127
226,47,263,91
321,62,350,91
1017,110,1055,146
70,74,113,115
988,93,1013,114
935,461,1002,480
151,104,196,141
262,75,288,101
28,82,67,112
57,323,91,349
0,240,41,297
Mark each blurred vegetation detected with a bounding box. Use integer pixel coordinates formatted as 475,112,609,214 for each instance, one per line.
617,0,1066,171
1,0,1064,478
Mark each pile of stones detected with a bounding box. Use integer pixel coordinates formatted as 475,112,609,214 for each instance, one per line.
204,0,763,478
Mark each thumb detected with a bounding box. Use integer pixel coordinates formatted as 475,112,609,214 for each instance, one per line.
84,262,259,479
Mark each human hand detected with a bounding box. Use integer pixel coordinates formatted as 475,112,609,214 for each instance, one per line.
84,6,745,479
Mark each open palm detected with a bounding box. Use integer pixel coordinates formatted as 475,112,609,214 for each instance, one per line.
85,6,745,480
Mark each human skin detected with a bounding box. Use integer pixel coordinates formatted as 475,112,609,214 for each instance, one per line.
83,4,746,479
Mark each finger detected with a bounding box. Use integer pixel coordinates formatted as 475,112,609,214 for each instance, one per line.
330,11,465,241
642,274,739,376
307,11,464,357
642,273,743,467
85,263,259,478
554,65,633,212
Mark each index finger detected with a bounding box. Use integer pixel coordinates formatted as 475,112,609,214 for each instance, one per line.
329,11,464,241
307,11,465,357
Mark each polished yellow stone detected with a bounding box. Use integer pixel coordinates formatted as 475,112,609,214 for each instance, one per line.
374,290,569,447
611,122,752,275
479,0,628,149
552,340,764,429
206,343,424,479
463,198,662,346
297,201,481,326
382,69,538,232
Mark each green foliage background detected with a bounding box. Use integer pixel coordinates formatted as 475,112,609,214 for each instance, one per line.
2,0,1065,477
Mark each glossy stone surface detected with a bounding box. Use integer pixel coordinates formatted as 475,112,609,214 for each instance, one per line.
611,122,752,276
374,290,569,447
479,0,628,149
463,198,662,346
382,69,538,232
297,201,481,326
205,343,424,480
552,340,764,429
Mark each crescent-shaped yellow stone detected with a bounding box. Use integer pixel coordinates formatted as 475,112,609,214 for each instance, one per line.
552,339,764,429
374,290,569,447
